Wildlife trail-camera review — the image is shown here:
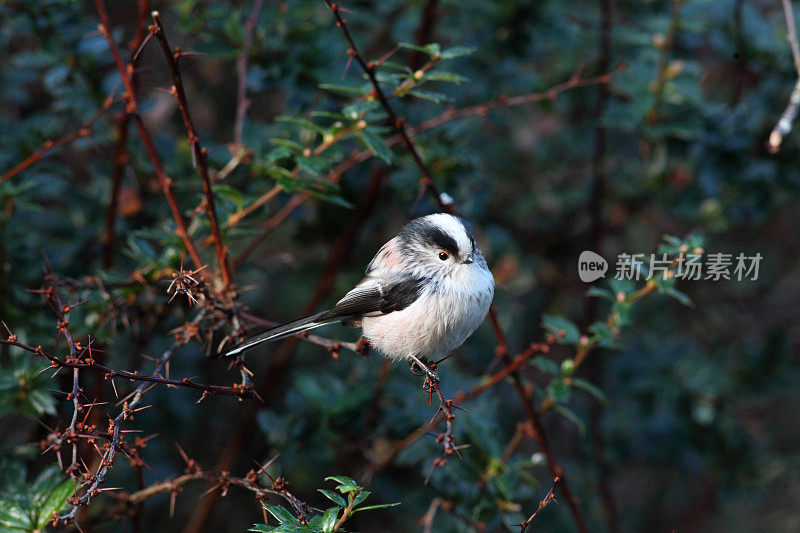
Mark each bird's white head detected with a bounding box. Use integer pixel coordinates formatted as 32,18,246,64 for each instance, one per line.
397,213,484,276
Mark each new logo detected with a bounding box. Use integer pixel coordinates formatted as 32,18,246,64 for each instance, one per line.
578,251,608,282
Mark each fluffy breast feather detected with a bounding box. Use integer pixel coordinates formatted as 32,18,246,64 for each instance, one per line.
362,258,494,359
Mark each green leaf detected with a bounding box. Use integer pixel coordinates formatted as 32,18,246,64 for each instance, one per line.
262,503,300,524
546,378,571,404
586,287,614,301
352,489,370,507
422,71,469,84
308,191,354,209
0,500,32,530
541,314,581,344
440,46,476,59
276,116,327,136
552,404,586,437
320,507,340,533
319,83,365,96
342,100,380,120
270,138,305,152
398,42,441,56
355,129,392,164
318,489,346,507
296,156,330,177
572,378,607,403
310,111,347,121
665,287,693,307
588,321,623,350
608,278,635,296
35,478,74,529
531,356,560,375
407,89,451,103
352,502,401,513
325,476,359,489
26,389,57,416
214,185,243,210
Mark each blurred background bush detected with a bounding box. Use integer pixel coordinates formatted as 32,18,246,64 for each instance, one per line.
1,0,799,531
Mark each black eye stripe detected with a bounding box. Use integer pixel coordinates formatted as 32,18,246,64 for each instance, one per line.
426,227,459,255
398,216,465,257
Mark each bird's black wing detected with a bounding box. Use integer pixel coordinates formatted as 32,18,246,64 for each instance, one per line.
321,275,428,322
224,275,428,357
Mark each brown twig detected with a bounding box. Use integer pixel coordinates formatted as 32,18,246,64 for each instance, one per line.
104,114,130,269
646,0,683,123
232,66,623,265
487,310,589,533
365,338,549,477
113,459,311,522
184,168,381,531
515,477,560,532
51,307,229,522
421,373,462,481
234,0,266,149
768,0,800,152
94,0,204,271
103,0,150,269
323,0,452,212
1,336,253,400
150,12,235,290
46,286,83,477
408,0,440,70
1,98,116,182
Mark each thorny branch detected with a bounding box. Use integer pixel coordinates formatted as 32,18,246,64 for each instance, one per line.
515,477,560,532
110,451,312,522
1,273,261,525
234,0,266,150
323,0,453,212
485,311,589,533
1,2,647,530
231,65,623,263
1,97,117,182
149,11,235,291
422,373,463,482
768,0,800,152
103,0,150,269
94,0,204,271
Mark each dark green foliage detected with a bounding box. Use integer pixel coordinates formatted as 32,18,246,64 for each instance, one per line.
0,464,74,532
1,0,799,531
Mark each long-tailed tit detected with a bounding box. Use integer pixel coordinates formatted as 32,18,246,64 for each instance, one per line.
225,213,494,380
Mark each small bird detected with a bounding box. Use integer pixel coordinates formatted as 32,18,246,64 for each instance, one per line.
225,213,494,380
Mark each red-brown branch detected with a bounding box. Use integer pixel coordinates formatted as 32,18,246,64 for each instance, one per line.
103,0,151,269
150,12,235,290
234,0,266,149
323,0,452,212
516,476,560,532
488,310,589,533
233,66,623,266
1,97,116,182
94,0,204,271
1,337,255,399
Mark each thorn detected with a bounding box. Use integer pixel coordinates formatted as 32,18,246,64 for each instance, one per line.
175,442,191,465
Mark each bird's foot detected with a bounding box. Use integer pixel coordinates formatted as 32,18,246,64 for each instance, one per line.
410,356,439,386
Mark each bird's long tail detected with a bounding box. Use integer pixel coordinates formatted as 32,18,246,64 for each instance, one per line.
224,310,337,357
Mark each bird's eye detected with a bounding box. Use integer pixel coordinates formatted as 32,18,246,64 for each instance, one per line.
438,251,449,261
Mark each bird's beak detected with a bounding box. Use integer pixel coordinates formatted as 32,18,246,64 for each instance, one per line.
462,254,474,264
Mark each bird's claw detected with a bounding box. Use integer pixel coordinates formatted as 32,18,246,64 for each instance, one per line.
410,357,439,387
